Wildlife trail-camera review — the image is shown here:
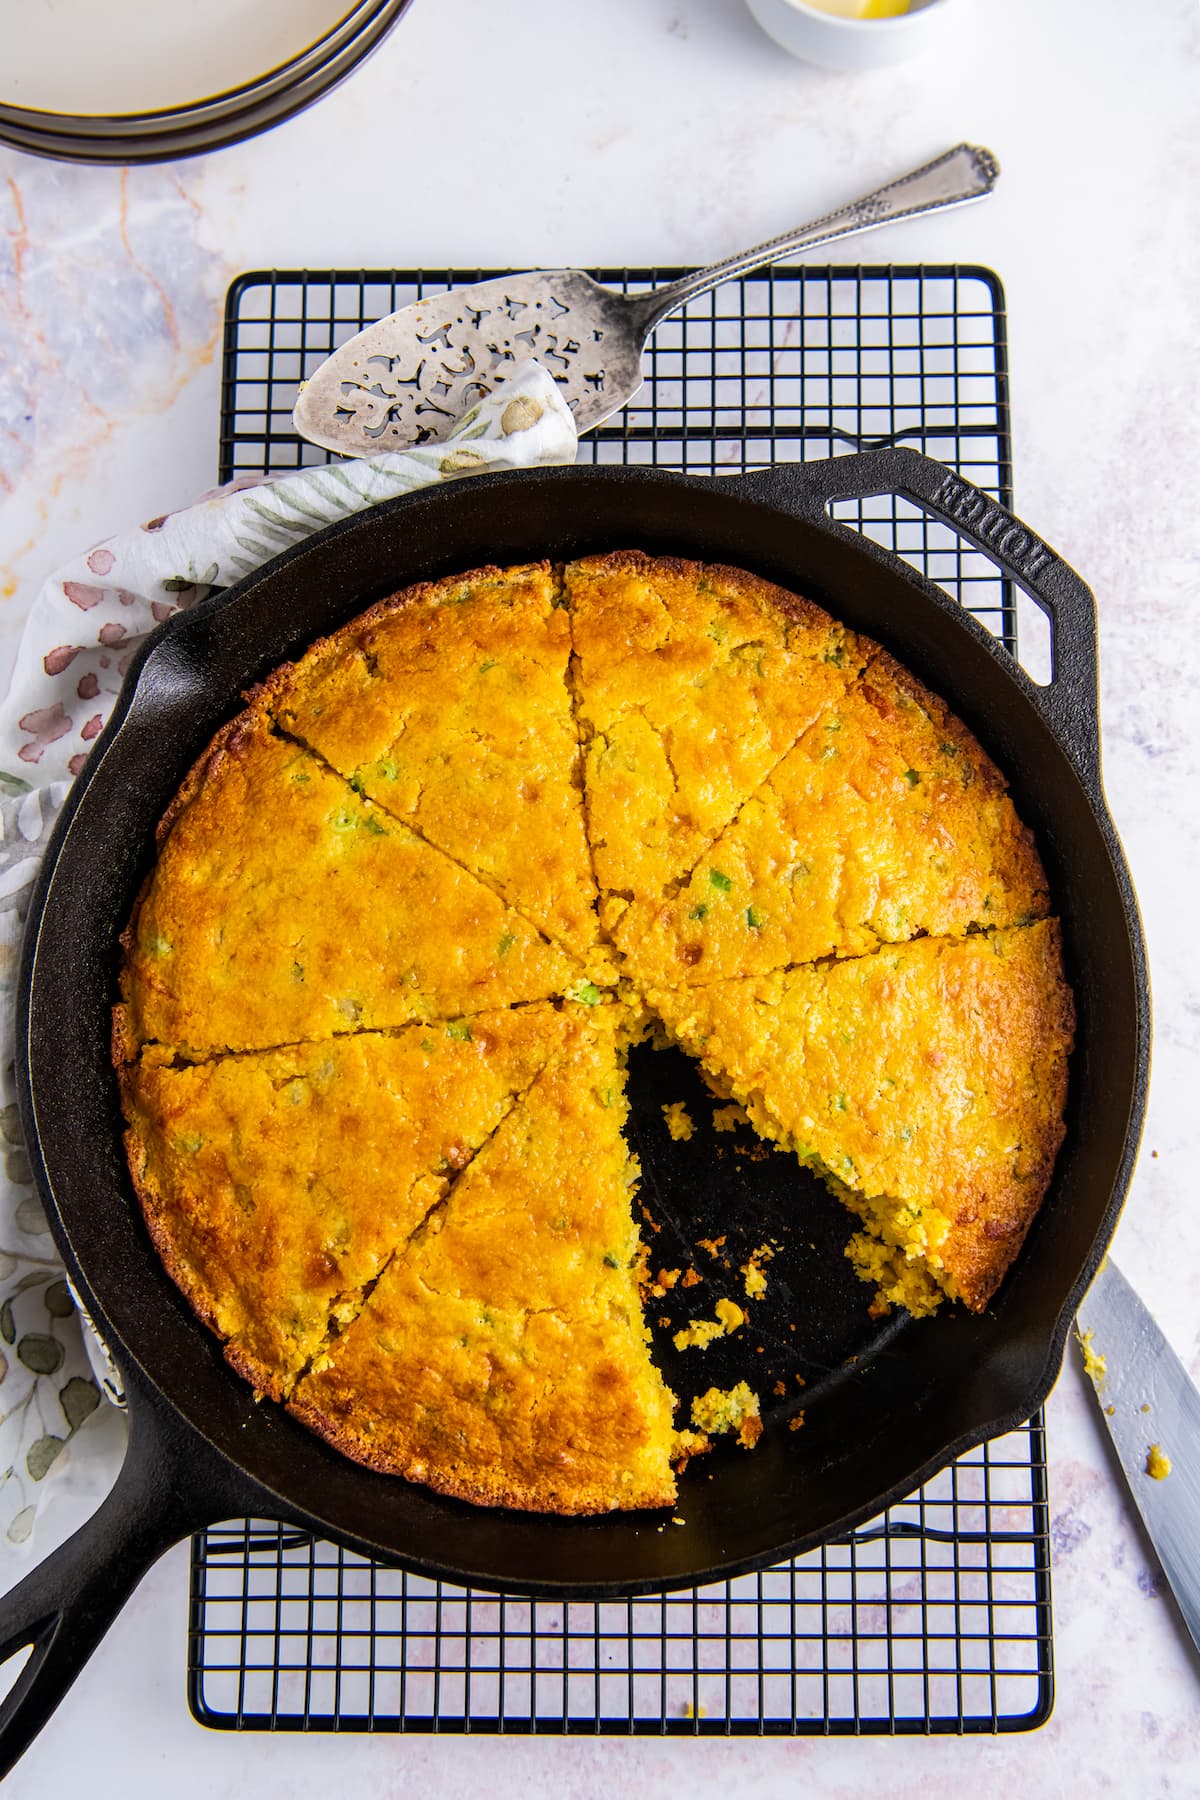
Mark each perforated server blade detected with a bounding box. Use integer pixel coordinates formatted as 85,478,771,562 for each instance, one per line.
292,144,998,455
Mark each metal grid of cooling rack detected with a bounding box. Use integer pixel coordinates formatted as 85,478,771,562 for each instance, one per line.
193,263,1053,1736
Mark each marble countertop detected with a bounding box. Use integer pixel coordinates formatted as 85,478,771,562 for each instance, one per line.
1,0,1198,1790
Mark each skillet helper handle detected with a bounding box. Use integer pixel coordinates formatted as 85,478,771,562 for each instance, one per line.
0,1382,250,1779
760,446,1103,785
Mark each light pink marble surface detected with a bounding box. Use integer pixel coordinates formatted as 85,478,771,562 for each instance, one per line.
1,0,1198,1790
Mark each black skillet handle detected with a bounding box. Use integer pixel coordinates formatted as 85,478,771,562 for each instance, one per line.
746,447,1103,784
0,1368,265,1779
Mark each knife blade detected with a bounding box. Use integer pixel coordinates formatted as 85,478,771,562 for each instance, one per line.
1075,1258,1200,1655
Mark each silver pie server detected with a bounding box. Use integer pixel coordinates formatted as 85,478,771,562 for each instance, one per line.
294,141,998,457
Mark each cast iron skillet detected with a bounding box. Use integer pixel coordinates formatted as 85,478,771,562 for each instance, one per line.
0,450,1149,1772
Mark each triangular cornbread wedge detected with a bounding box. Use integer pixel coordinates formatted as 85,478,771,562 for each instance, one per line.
289,1005,679,1513
122,1005,577,1400
618,651,1050,988
646,921,1074,1312
565,552,866,919
117,710,577,1059
257,562,604,968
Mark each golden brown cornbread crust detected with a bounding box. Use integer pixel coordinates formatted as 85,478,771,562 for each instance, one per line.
572,549,843,633
120,1007,579,1402
118,551,1074,1512
288,1007,678,1514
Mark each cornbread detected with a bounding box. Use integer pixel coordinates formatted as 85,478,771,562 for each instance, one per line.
117,711,576,1061
119,550,1074,1512
289,1006,679,1513
691,1383,763,1449
121,1005,573,1400
258,562,603,967
647,921,1074,1311
566,552,866,919
619,650,1049,988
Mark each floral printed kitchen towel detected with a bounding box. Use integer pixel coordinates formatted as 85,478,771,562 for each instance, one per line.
0,363,577,1556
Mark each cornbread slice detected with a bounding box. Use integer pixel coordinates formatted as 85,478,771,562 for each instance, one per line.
290,1005,679,1513
117,710,576,1059
647,921,1074,1311
565,552,865,916
122,1005,574,1399
258,562,604,967
619,651,1049,988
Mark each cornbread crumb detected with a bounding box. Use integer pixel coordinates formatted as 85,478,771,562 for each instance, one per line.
697,1236,726,1257
673,1297,743,1351
1146,1444,1172,1480
671,1428,712,1471
788,1413,806,1433
741,1259,768,1301
1079,1328,1107,1388
658,1268,681,1289
681,1266,702,1288
773,1380,787,1397
690,1382,762,1449
712,1104,748,1133
662,1101,695,1141
673,1318,725,1351
684,1702,707,1718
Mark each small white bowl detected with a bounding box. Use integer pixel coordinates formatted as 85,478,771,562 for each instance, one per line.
745,0,954,70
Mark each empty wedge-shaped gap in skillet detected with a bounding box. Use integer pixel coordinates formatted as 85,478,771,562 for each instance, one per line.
618,649,1051,988
647,920,1074,1314
258,561,607,973
121,1003,580,1400
289,1001,680,1513
116,711,580,1060
565,552,868,925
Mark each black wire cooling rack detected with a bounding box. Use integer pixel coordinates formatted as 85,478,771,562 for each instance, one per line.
192,263,1053,1737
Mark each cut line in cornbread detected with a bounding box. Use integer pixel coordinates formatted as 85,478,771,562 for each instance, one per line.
565,551,866,917
647,921,1074,1312
121,1004,577,1400
289,1004,678,1513
258,561,604,967
116,710,580,1061
618,650,1049,989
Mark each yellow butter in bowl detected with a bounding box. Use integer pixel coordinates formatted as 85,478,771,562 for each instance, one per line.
804,0,911,15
